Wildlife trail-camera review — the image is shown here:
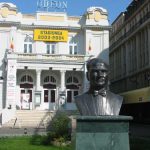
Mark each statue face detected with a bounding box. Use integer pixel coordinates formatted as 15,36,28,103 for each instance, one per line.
88,62,108,89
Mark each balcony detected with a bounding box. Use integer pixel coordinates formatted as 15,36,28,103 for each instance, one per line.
6,52,91,63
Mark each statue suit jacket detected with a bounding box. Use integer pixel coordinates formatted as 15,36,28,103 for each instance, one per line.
74,91,123,116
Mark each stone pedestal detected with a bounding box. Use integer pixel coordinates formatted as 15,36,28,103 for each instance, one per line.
75,116,132,150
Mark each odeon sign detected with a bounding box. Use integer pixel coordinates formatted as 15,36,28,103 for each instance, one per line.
34,29,68,42
37,0,67,11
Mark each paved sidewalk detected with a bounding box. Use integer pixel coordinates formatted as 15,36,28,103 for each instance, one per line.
130,123,150,138
0,123,150,138
0,127,47,137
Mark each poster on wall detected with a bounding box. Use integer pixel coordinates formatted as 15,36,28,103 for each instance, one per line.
34,29,68,42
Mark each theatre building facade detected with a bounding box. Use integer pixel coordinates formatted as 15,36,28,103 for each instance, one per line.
0,2,110,123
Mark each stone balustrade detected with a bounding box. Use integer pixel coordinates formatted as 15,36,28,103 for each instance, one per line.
7,52,91,62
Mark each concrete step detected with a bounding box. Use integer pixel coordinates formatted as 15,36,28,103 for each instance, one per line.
2,110,54,128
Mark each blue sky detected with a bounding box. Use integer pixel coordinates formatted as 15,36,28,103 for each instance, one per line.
1,0,132,23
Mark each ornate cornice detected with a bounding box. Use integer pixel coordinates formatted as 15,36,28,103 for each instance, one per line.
0,21,111,31
82,25,112,30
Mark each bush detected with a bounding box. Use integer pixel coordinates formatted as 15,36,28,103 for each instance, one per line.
31,111,71,146
46,111,71,145
50,112,70,139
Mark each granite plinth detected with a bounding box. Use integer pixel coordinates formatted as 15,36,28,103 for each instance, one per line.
75,116,132,150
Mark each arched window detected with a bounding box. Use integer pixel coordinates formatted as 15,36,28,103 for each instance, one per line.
43,76,56,89
21,75,33,83
66,76,79,89
20,75,33,88
44,76,56,84
24,36,33,53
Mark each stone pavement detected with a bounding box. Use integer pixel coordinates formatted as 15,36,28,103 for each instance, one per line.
0,123,150,138
0,127,47,137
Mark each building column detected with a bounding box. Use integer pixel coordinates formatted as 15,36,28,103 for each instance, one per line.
32,69,42,110
36,69,41,91
60,70,66,92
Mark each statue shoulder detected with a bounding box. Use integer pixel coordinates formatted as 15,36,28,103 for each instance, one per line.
74,92,88,101
107,91,123,102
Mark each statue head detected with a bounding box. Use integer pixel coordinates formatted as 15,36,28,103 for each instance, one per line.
86,58,109,91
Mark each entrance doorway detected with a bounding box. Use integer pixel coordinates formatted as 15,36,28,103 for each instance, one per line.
20,89,32,110
66,76,80,110
44,89,56,110
20,75,33,110
66,90,78,103
43,75,57,110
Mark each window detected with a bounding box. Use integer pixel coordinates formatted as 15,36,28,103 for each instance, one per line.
67,76,79,84
46,43,56,54
67,91,72,103
69,37,78,55
44,89,56,103
44,76,56,84
24,36,33,53
21,75,33,84
20,75,33,88
51,90,55,103
43,76,56,89
43,76,56,104
44,90,48,102
66,76,79,103
66,90,79,103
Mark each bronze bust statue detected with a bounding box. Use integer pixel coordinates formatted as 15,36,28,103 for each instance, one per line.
75,58,123,116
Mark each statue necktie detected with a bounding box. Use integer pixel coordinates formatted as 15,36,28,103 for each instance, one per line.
94,90,106,97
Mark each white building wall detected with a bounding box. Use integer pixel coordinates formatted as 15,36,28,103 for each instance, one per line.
0,3,110,114
16,30,24,53
0,80,3,110
58,42,68,54
36,41,46,53
92,30,109,64
0,30,9,65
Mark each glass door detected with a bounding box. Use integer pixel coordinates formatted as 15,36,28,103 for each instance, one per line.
44,89,56,110
49,89,56,110
66,90,78,103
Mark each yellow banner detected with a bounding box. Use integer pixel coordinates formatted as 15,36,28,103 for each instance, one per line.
34,29,68,42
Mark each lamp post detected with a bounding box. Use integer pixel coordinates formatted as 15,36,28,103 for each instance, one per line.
24,128,27,135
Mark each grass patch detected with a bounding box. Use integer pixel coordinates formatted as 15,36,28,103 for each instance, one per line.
0,136,71,150
1,136,150,150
